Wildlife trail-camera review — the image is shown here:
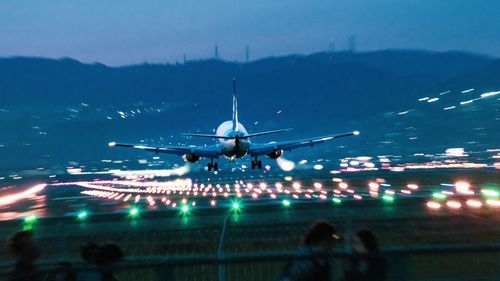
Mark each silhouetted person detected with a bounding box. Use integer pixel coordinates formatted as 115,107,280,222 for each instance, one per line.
280,220,341,281
77,243,124,281
7,230,41,281
345,229,386,281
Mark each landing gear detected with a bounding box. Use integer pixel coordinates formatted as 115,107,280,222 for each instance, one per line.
207,160,218,171
251,158,262,170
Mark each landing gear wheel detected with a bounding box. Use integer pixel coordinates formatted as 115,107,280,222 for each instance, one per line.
207,163,212,171
257,160,262,169
213,162,218,171
251,160,256,169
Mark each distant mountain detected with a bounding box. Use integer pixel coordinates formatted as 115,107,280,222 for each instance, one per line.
0,50,498,170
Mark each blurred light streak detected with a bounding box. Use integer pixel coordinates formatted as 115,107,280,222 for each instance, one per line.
480,91,500,98
446,200,462,209
407,184,419,190
0,184,47,206
426,201,441,210
481,189,499,198
485,199,500,207
466,199,482,208
432,192,447,200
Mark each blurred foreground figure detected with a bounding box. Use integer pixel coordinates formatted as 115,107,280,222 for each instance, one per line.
280,220,341,281
77,243,124,281
345,229,387,281
7,230,41,281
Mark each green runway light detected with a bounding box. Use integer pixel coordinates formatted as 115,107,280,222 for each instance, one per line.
432,192,447,200
129,207,139,218
23,215,37,230
230,200,242,213
77,211,88,220
332,198,342,204
179,204,191,217
382,195,394,202
282,199,291,207
24,215,37,223
481,189,499,198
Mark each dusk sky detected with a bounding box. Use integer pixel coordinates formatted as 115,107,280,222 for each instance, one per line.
1,0,499,66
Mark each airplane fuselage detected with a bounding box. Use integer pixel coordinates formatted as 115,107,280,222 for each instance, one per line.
216,121,250,159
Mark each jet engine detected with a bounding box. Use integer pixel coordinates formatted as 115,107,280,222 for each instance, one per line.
184,153,200,163
267,149,282,159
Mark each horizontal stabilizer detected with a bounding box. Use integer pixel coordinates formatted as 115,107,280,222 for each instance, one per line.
239,128,293,139
182,133,234,139
182,128,292,139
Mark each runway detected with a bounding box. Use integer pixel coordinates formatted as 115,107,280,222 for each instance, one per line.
1,167,498,221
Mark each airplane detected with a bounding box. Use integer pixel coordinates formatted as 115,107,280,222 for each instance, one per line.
108,79,359,171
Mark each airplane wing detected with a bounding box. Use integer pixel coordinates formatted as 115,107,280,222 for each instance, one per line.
248,131,359,157
108,142,221,158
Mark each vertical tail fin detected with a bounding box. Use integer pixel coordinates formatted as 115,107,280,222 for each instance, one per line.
232,78,239,132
